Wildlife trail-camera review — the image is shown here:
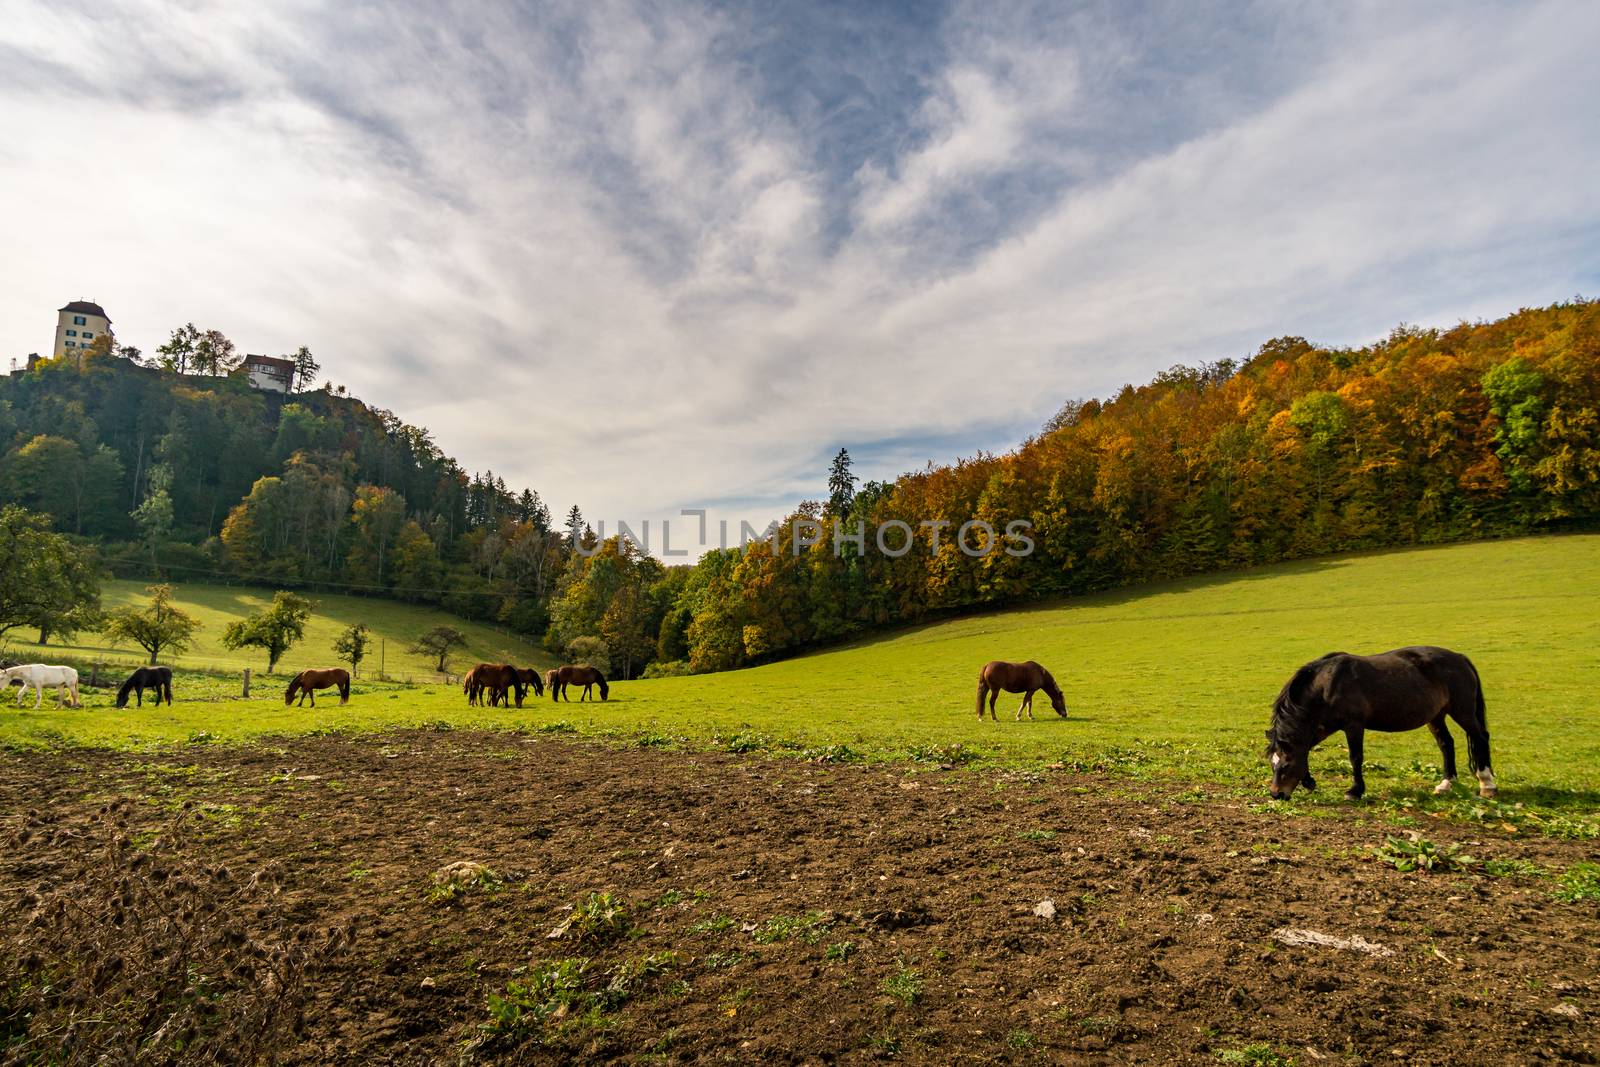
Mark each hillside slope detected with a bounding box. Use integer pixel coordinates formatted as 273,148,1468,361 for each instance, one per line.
4,536,1596,807
4,580,554,678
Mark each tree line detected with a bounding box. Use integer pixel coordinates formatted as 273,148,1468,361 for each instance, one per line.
3,301,1597,678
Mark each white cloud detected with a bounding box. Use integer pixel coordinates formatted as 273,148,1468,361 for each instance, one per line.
0,0,1595,554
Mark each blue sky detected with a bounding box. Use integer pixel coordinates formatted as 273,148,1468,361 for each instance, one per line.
2,1,1597,547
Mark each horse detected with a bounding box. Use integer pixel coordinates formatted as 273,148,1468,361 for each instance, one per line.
463,663,525,707
116,666,173,708
976,660,1066,720
550,664,609,702
1265,646,1495,802
1,664,81,709
285,668,351,707
517,668,545,699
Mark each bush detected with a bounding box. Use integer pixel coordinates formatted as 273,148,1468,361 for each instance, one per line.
641,659,692,679
565,636,611,675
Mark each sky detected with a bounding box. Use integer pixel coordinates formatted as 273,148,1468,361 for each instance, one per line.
2,0,1597,552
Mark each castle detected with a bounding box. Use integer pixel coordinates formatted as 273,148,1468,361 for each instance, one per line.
54,299,111,358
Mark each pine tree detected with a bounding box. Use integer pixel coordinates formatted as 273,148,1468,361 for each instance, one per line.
827,448,856,516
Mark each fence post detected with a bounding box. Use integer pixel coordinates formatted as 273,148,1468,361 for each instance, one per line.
242,668,251,698
90,661,101,688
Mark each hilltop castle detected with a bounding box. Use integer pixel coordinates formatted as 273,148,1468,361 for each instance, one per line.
54,300,111,358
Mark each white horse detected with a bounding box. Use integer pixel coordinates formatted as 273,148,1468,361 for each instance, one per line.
0,664,81,709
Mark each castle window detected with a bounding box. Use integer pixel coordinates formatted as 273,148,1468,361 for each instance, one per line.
66,329,77,336
65,341,75,348
82,332,93,339
73,316,86,325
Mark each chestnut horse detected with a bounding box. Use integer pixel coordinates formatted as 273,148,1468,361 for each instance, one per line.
1265,646,1494,801
463,663,525,707
285,668,350,707
549,664,608,702
976,660,1067,720
517,668,545,699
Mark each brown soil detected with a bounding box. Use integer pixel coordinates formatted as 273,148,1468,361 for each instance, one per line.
2,730,1596,1065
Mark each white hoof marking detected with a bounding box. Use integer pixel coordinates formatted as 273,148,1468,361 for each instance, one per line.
1433,778,1455,795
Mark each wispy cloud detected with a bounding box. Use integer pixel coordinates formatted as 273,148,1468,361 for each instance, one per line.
1,0,1596,543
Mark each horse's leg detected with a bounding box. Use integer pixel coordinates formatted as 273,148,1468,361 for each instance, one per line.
1447,705,1495,798
1428,717,1457,794
1344,727,1365,801
987,687,998,721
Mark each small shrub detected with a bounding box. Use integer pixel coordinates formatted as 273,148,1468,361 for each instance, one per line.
908,742,980,765
824,940,856,963
1375,835,1473,873
552,892,631,945
1217,1044,1293,1066
880,962,924,1005
641,660,692,678
538,720,578,734
1554,863,1600,902
751,911,832,944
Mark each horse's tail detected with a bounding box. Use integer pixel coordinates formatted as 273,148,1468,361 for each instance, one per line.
116,676,135,708
340,675,351,701
976,665,989,717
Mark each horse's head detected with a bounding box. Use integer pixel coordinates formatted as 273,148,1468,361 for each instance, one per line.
597,677,610,701
1264,731,1314,799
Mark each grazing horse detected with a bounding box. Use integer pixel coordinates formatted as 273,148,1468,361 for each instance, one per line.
463,663,525,707
1,664,81,709
550,664,609,702
976,661,1066,720
116,666,174,708
1265,646,1494,801
517,668,545,699
285,668,351,707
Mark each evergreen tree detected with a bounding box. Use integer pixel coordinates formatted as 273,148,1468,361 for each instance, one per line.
827,448,856,516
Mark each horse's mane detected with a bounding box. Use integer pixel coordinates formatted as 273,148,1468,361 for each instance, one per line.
116,674,137,702
1268,655,1341,747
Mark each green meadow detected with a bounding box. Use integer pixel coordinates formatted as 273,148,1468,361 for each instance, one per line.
3,535,1598,815
1,579,553,679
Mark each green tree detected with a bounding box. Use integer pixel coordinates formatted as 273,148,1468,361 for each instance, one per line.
390,520,443,601
29,543,102,645
827,447,856,516
102,584,201,665
0,505,102,640
348,485,406,586
155,322,200,375
333,623,371,677
3,435,124,536
221,591,315,673
408,625,467,674
132,463,175,573
192,328,239,377
290,345,321,392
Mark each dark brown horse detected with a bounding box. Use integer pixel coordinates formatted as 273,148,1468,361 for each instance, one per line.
1265,646,1494,801
116,665,173,708
517,668,546,699
285,668,350,707
550,664,609,702
976,661,1067,720
463,663,525,707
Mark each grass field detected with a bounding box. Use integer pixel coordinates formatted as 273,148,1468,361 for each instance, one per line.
0,579,553,680
3,535,1597,815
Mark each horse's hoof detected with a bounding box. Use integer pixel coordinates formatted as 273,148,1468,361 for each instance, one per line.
1433,778,1456,795
1479,787,1497,799
1343,790,1364,802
